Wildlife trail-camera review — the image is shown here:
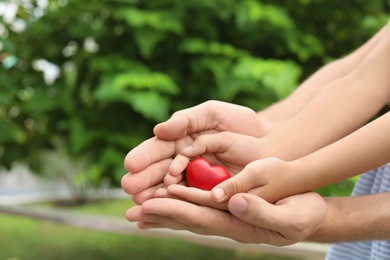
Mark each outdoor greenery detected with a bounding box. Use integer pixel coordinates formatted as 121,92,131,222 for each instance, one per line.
1,0,389,195
0,199,299,260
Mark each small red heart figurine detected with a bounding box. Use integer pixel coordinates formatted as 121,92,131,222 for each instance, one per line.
186,158,230,191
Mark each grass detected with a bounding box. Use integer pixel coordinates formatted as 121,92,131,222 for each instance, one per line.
0,199,301,260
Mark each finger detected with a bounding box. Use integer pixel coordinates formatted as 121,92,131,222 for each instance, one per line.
180,132,237,158
228,193,293,245
125,205,177,230
140,198,237,236
137,221,165,230
154,187,170,199
211,160,266,202
154,100,264,141
163,154,190,186
229,193,282,228
181,132,262,165
229,193,325,245
169,154,190,176
131,183,165,205
121,158,171,195
155,180,188,198
246,185,288,203
139,198,283,243
163,173,183,187
166,184,228,210
125,205,144,222
132,180,185,205
124,137,176,173
153,101,218,141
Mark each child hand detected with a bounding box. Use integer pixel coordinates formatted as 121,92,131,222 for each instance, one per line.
163,131,263,186
212,157,309,203
163,157,304,210
161,131,306,206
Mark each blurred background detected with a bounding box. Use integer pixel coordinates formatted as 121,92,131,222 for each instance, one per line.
0,0,389,259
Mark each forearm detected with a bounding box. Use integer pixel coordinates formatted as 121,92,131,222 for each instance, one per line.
309,192,390,243
258,25,387,132
295,112,390,191
268,81,388,160
259,59,363,131
261,25,390,160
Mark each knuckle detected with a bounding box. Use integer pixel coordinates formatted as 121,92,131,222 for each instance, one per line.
245,162,261,179
285,216,312,240
229,178,245,194
203,100,218,107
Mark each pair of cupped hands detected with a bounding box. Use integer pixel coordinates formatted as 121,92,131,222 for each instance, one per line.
122,101,328,246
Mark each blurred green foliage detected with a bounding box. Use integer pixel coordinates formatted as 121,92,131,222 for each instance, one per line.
0,0,388,195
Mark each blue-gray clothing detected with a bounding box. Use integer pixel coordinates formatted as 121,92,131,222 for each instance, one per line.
326,163,390,260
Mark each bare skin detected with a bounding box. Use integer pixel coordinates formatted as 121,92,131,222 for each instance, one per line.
123,22,390,245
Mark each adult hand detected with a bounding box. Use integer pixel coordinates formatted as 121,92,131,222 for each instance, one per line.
126,192,328,246
122,101,265,204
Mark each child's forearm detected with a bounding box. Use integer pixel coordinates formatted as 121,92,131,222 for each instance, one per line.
308,192,390,243
294,111,390,191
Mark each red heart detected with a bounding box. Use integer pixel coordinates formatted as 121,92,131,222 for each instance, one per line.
186,158,230,191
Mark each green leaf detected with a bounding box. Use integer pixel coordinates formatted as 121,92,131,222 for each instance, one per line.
124,90,170,122
180,38,248,58
68,116,99,154
118,8,183,34
233,57,301,99
195,57,232,87
236,1,292,28
113,71,180,95
287,33,324,61
133,28,166,58
21,89,61,116
94,76,172,121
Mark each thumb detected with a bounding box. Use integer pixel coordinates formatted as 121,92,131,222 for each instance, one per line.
153,112,191,141
211,161,265,202
180,132,238,158
153,102,214,140
154,100,265,140
228,193,290,234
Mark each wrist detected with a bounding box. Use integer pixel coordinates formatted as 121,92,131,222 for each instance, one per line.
286,160,314,195
257,133,299,161
306,196,338,243
256,110,276,134
307,193,390,243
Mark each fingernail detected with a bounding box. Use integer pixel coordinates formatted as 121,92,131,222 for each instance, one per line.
213,188,225,201
182,145,193,153
230,197,248,215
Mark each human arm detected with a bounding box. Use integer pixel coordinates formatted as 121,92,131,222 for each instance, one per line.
166,107,390,205
153,24,388,157
165,25,390,185
258,24,387,132
309,192,390,242
122,23,389,203
258,22,390,160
